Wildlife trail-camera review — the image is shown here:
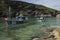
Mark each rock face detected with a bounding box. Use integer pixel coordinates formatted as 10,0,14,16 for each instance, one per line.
56,14,60,19
41,28,60,40
32,38,40,40
31,28,60,40
49,28,60,40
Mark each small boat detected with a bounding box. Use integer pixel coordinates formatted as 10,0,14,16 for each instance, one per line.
40,17,44,20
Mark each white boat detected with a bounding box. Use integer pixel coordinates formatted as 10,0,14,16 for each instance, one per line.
40,17,44,20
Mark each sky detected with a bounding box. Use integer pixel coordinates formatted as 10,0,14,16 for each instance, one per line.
12,0,60,10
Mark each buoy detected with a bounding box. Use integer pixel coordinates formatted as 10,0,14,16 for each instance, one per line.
4,17,9,21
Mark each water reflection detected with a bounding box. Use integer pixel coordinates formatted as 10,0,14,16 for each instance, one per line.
40,17,60,27
11,17,60,28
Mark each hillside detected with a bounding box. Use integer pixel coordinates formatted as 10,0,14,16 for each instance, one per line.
0,1,60,17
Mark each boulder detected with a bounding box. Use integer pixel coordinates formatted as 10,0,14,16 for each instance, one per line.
56,14,60,19
49,28,60,40
32,38,40,40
